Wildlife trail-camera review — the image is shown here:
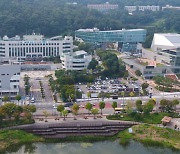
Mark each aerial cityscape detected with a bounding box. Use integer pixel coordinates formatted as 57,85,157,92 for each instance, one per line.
0,0,179,154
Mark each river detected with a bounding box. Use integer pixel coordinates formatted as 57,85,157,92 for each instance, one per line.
6,140,179,154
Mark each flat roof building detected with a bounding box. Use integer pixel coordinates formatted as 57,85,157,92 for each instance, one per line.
61,50,92,71
75,28,146,52
125,5,160,13
87,2,118,12
0,34,73,61
0,64,21,100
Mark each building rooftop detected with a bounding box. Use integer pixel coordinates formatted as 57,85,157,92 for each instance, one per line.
74,50,87,56
153,33,180,48
76,28,145,33
0,34,70,41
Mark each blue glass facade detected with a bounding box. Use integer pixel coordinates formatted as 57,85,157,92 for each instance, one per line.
75,28,146,52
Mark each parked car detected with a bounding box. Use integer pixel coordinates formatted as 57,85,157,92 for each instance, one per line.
64,102,73,107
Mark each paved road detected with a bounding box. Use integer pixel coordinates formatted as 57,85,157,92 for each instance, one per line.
30,78,42,102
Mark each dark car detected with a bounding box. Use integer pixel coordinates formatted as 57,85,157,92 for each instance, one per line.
64,103,73,107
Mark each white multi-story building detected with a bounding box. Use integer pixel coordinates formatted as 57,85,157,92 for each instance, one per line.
124,6,137,13
138,6,160,11
0,34,73,61
162,5,180,11
61,50,92,71
87,2,118,12
0,64,21,99
125,5,160,13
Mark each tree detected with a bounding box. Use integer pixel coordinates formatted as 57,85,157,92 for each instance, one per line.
87,92,91,98
43,110,50,122
99,101,105,115
91,108,99,119
88,58,98,70
85,102,93,114
112,101,117,113
143,101,154,114
135,69,142,76
62,110,68,120
172,99,179,111
0,107,5,124
136,100,143,113
15,94,21,102
57,104,64,117
160,99,176,112
141,82,149,90
2,103,17,119
2,96,9,103
13,106,23,121
72,103,79,120
126,101,133,114
23,105,36,114
129,92,135,100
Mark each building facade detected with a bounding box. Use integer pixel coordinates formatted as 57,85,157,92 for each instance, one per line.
0,64,21,99
0,34,73,61
61,50,92,71
125,5,160,13
87,2,118,12
75,28,146,52
162,5,180,11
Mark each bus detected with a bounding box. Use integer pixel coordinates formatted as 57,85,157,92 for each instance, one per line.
114,107,125,114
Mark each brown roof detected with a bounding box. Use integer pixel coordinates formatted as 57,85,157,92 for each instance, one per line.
161,116,172,123
165,74,178,80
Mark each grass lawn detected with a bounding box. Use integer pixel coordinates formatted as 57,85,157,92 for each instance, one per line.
118,124,180,150
107,112,177,124
0,130,44,153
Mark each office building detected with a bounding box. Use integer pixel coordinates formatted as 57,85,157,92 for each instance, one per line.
61,50,92,71
87,2,118,12
150,33,180,73
0,64,21,99
0,34,73,61
75,28,146,52
125,5,160,13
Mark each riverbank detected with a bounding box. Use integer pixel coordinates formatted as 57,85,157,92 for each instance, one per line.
0,124,179,152
118,124,180,150
107,112,179,124
0,130,44,153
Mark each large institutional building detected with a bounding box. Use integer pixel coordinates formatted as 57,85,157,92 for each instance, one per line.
150,33,180,74
0,64,21,100
0,34,73,61
75,28,146,52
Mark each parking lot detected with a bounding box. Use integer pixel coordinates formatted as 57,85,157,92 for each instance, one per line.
77,78,141,97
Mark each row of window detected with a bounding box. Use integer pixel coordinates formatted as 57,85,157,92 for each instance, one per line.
9,47,61,57
10,80,19,82
8,43,60,46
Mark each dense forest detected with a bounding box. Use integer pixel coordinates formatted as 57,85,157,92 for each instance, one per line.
68,0,180,6
0,0,179,47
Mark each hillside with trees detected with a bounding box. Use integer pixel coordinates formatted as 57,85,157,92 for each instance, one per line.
0,0,179,47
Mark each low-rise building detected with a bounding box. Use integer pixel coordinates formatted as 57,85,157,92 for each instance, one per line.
162,5,180,11
125,5,160,13
61,50,92,71
87,2,118,12
0,64,21,100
